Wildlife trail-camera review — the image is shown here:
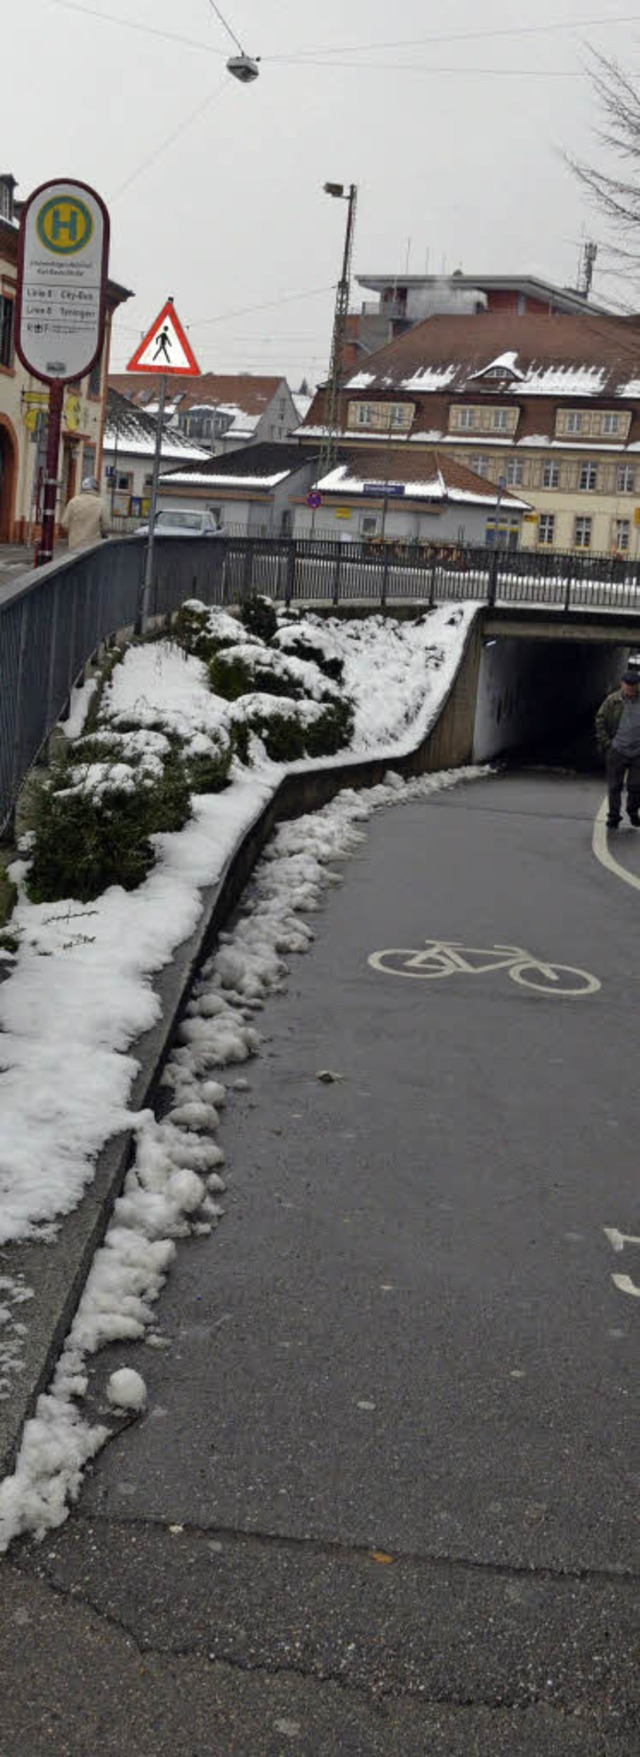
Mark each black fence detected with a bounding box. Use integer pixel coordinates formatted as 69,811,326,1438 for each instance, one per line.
2,532,640,831
215,536,640,614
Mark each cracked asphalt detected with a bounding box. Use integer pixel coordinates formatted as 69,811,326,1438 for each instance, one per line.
1,771,638,1755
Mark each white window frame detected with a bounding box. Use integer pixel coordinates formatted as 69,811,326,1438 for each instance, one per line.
356,403,373,426
457,407,475,430
615,517,630,552
359,511,380,536
603,412,620,436
566,411,583,435
538,513,555,546
470,454,488,477
505,459,523,486
578,461,598,491
574,515,592,549
543,461,560,489
492,408,509,431
617,465,635,492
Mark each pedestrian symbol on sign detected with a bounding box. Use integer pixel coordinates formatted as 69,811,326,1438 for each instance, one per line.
153,325,172,364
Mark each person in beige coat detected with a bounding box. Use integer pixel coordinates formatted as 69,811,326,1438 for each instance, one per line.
60,476,109,551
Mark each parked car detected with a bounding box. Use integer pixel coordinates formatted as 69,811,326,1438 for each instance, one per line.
135,508,223,538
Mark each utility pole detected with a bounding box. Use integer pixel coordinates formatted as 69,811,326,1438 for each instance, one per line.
318,182,358,482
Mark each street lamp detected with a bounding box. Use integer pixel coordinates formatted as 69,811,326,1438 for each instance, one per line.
488,473,507,606
318,181,358,483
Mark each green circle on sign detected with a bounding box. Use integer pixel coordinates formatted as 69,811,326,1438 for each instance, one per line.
36,196,94,255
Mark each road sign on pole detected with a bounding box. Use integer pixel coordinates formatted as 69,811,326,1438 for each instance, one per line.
15,178,110,566
128,301,200,631
126,299,200,376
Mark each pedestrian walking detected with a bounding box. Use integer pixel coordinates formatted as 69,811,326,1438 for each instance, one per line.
60,477,109,551
595,666,640,829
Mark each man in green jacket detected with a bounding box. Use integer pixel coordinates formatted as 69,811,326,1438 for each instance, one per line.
595,667,640,829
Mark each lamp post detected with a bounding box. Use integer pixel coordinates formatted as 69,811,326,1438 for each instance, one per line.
488,473,507,606
318,182,358,485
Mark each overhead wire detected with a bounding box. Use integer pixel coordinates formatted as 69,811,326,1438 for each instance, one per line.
262,13,640,59
51,0,224,56
187,284,337,328
206,0,243,53
45,0,640,71
110,75,231,200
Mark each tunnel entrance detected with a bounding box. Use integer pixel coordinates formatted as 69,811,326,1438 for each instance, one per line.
472,637,633,771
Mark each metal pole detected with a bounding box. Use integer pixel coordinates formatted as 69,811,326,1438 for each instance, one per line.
36,379,64,567
487,477,505,606
139,372,167,632
110,415,119,521
318,182,358,480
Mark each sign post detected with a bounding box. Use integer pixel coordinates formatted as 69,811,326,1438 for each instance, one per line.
126,298,200,630
306,488,321,537
15,179,110,565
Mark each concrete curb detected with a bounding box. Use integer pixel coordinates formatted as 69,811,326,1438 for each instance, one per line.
0,612,482,1476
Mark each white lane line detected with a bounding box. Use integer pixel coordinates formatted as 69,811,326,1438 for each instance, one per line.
592,795,640,893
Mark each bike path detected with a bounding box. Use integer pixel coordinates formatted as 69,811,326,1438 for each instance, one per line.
10,769,638,1754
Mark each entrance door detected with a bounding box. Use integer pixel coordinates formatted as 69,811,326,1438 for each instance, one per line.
0,422,16,541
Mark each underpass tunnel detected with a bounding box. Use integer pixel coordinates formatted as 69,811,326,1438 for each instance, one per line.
472,636,634,770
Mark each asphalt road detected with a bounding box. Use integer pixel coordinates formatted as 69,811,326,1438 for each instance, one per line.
2,770,638,1755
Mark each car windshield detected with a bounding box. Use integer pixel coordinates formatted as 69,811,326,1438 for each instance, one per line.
156,511,203,530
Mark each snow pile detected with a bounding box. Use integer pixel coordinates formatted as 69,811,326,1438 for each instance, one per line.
0,1275,34,1402
106,1368,147,1412
0,762,484,1551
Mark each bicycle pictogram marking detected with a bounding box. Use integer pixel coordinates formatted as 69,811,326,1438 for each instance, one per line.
368,939,600,997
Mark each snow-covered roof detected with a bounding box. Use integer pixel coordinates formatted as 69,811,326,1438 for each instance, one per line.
158,441,316,492
103,389,208,461
314,448,528,510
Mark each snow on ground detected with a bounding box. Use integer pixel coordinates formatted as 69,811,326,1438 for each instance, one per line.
276,603,474,754
0,602,483,1547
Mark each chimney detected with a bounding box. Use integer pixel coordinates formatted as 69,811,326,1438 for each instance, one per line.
0,174,18,223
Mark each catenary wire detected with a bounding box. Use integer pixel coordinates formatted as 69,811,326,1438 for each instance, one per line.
110,76,230,200
52,0,225,56
262,13,640,58
46,0,640,69
206,0,244,53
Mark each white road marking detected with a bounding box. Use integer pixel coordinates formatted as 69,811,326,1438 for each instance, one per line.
603,1227,640,1300
611,1273,640,1299
369,940,599,995
603,1227,640,1253
592,795,640,892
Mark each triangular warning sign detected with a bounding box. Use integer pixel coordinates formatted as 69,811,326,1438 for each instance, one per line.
126,299,200,376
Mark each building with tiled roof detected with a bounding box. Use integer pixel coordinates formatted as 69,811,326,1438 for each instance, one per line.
299,310,640,555
295,446,528,547
158,439,525,546
157,441,320,536
102,389,209,523
0,172,132,542
343,270,615,370
109,372,299,455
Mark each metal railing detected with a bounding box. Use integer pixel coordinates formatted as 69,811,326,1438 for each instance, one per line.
3,532,640,832
0,536,228,832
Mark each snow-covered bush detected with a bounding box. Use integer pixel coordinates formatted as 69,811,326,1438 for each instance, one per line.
239,592,277,643
27,749,192,903
172,600,243,665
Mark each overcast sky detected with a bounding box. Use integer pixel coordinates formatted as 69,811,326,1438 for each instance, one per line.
6,0,640,390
